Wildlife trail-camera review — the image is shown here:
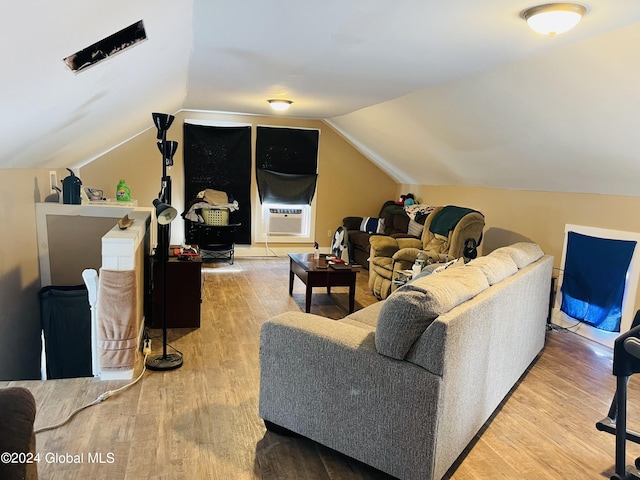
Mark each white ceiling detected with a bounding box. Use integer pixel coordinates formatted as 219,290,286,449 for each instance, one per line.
2,0,640,195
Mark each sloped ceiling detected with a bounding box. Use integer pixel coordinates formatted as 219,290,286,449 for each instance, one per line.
2,1,640,196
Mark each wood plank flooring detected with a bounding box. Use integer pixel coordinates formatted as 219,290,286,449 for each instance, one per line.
2,256,640,479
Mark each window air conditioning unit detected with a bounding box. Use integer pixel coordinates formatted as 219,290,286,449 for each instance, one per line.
267,208,304,235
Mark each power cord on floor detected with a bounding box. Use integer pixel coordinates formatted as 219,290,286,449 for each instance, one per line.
35,343,151,435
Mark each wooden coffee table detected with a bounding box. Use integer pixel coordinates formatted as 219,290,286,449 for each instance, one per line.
288,253,359,313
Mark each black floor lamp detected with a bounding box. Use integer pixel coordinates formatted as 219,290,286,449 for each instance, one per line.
146,111,183,371
146,199,183,371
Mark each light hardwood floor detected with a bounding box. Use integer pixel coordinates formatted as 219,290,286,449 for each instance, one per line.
3,256,640,479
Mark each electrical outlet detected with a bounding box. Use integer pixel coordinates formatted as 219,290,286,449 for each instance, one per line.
49,170,57,193
143,338,151,355
327,229,332,238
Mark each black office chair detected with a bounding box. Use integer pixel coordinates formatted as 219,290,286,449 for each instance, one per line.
596,310,640,480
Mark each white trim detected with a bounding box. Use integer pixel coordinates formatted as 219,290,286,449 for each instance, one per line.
552,224,640,348
233,245,326,257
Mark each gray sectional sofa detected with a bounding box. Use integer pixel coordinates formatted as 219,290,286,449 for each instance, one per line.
259,242,553,480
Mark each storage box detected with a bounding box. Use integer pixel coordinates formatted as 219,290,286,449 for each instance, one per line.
202,207,229,225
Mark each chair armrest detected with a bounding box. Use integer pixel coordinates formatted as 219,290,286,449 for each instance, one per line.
342,216,363,231
392,247,420,264
369,235,400,258
396,238,422,249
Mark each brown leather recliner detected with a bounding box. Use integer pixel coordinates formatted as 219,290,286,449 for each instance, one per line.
368,205,485,299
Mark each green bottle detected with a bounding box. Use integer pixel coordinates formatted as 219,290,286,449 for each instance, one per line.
116,180,131,202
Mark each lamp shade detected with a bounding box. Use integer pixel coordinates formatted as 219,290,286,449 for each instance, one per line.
152,112,175,139
522,3,587,36
153,199,177,225
157,140,179,166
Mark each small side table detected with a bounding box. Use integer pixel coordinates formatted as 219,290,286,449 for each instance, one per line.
150,251,202,328
392,269,413,292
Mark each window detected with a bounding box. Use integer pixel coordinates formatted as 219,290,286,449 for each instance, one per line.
254,126,319,243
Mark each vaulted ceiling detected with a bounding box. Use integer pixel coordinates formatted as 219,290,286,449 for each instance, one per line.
3,1,640,195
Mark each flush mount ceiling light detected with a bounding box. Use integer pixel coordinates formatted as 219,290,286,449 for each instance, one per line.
267,99,293,112
522,3,587,36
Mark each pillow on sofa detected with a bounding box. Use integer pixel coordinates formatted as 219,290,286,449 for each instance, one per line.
376,266,489,359
360,217,385,234
407,219,424,237
467,254,518,285
492,242,544,269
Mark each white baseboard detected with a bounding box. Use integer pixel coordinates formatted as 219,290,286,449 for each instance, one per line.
551,308,617,349
232,245,327,257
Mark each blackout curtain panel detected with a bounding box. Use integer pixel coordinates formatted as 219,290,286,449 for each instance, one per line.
255,126,319,205
183,124,251,244
560,231,636,332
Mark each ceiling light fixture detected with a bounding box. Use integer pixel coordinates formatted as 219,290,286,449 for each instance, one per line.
268,99,293,112
522,3,587,36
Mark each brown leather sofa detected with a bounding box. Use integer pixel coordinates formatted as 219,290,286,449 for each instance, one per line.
343,201,419,269
0,387,38,480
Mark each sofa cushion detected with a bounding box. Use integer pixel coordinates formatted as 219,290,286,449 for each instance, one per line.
347,230,373,251
380,208,410,235
376,266,489,359
360,217,385,234
467,254,518,285
343,301,384,328
492,242,544,269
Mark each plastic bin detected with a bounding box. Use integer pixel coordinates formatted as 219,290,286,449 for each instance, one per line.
202,207,229,225
39,285,92,379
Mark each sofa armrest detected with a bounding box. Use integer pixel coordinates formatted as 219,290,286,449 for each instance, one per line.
368,235,400,258
259,311,441,480
0,387,37,480
342,216,363,231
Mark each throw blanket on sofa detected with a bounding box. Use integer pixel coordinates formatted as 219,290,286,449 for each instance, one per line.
404,204,436,222
429,206,481,237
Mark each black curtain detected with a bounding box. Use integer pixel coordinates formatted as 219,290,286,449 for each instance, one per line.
183,124,251,244
256,126,319,204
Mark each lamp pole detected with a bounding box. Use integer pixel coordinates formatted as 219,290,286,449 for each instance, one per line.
146,112,183,371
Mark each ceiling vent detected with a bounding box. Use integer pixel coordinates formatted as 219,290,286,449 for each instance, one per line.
63,20,146,73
